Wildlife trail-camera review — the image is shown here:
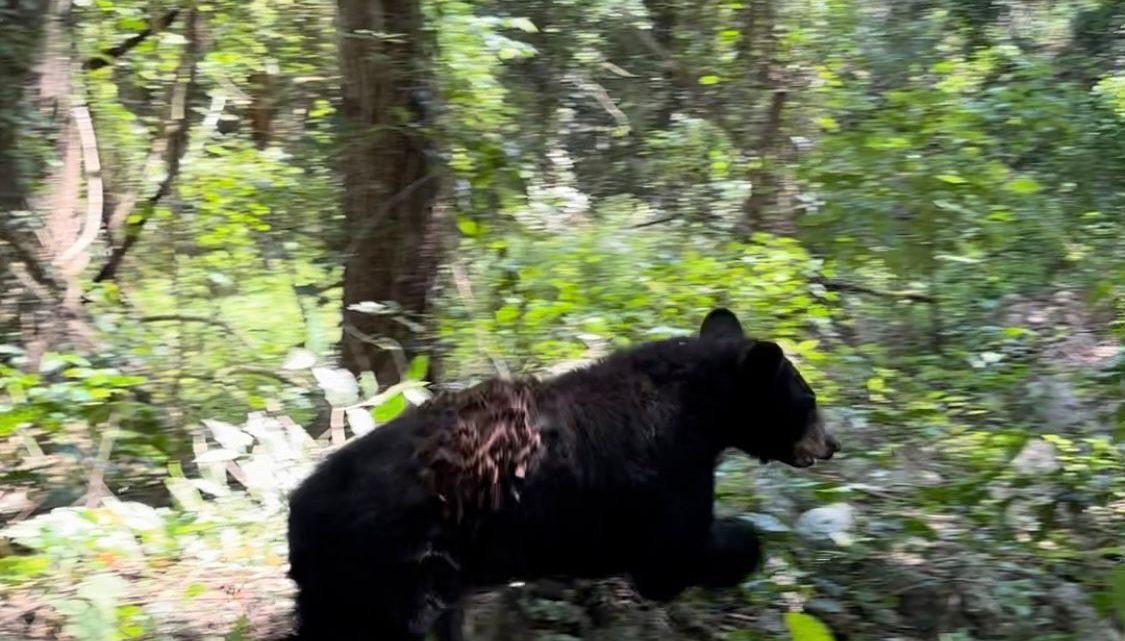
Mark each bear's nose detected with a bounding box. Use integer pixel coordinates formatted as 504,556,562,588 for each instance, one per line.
822,434,840,459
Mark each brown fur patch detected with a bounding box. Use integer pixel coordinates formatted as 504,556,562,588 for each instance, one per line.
416,378,542,522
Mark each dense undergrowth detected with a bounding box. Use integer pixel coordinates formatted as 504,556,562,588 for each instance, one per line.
2,232,1122,641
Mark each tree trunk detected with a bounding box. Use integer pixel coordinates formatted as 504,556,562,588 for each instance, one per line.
739,0,794,237
336,0,442,385
0,0,96,367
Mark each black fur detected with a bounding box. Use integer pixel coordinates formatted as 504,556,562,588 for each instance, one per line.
286,308,837,640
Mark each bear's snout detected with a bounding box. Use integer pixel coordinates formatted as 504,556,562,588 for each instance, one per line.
790,422,839,467
821,433,841,460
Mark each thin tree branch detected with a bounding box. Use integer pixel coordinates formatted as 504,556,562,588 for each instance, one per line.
450,259,509,378
214,365,305,386
94,5,200,283
56,105,103,267
138,314,254,348
8,261,56,303
814,277,935,304
83,9,180,71
630,213,681,229
567,74,630,132
0,224,60,293
629,25,731,130
103,133,166,249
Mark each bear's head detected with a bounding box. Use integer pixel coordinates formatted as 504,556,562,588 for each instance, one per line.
700,308,840,468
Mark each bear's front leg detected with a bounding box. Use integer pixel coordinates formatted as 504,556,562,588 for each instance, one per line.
629,516,762,601
696,516,762,590
626,482,715,602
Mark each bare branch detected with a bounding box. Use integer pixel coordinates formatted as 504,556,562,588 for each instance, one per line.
0,224,60,293
138,314,254,348
56,105,103,267
450,260,509,378
630,214,681,229
568,74,630,132
214,365,305,386
83,9,180,71
103,134,166,249
94,6,200,283
814,277,936,304
8,261,56,303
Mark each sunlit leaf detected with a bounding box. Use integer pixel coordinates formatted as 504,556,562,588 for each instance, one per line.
457,217,481,237
281,349,317,370
495,305,520,323
347,301,391,315
784,612,835,641
194,448,240,464
403,385,432,405
1004,176,1042,195
202,419,253,452
406,354,430,381
345,407,377,436
936,174,967,184
373,393,407,423
312,367,359,406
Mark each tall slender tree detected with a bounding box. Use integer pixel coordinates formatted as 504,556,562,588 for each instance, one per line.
335,0,443,384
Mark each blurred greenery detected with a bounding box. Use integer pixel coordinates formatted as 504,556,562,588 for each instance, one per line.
1,0,1122,640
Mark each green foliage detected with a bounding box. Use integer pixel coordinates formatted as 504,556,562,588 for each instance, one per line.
0,354,148,438
799,29,1124,334
1,0,1123,639
53,573,152,641
1110,565,1125,627
784,612,835,641
441,206,835,385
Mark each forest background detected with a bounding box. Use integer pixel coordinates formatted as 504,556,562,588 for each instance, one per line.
0,0,1123,639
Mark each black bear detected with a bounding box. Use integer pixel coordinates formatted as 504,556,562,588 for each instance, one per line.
286,308,839,640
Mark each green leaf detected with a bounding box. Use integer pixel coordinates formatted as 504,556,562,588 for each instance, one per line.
814,116,839,132
784,612,835,641
1111,565,1125,626
226,615,252,641
372,393,407,423
495,305,520,323
936,174,967,184
457,217,481,237
795,339,820,353
184,582,207,599
359,371,379,398
406,354,430,381
1004,176,1042,195
345,408,377,436
504,17,538,33
0,555,49,582
698,75,721,85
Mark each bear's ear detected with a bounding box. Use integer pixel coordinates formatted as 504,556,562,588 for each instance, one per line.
742,341,785,382
700,308,744,340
